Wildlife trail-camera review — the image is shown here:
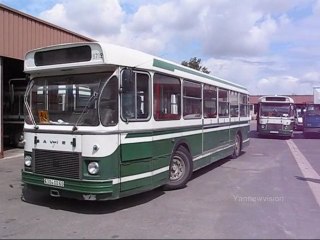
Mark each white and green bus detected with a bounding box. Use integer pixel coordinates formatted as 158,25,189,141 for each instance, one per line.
257,95,295,138
22,42,250,201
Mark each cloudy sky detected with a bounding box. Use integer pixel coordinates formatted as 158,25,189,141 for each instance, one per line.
1,0,320,95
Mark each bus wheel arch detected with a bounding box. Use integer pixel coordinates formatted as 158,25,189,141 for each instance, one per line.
231,131,242,159
170,139,190,155
164,142,193,190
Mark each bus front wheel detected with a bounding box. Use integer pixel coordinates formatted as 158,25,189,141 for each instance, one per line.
231,133,241,159
164,146,192,190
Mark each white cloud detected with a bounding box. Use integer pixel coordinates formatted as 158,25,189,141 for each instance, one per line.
39,0,125,37
257,76,303,95
204,57,259,86
203,56,285,93
203,54,320,96
39,3,69,27
198,3,280,57
32,0,320,95
301,72,320,86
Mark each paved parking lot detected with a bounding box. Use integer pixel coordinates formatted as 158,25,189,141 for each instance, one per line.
0,123,320,239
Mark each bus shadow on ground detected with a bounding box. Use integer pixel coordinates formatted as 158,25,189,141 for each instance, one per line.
300,133,320,139
248,130,312,140
189,156,232,182
248,130,289,140
248,130,259,138
22,155,236,214
22,187,165,214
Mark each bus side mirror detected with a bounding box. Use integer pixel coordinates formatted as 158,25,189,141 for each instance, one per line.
121,68,134,93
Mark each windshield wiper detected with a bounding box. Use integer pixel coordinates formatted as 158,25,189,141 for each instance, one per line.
72,76,113,131
72,91,99,132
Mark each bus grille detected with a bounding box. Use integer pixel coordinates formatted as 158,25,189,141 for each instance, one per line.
34,149,81,179
267,124,282,131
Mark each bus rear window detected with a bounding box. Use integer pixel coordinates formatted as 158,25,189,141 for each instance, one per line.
34,46,91,66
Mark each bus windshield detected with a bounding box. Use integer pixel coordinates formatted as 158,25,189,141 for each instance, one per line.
260,103,293,117
25,72,113,126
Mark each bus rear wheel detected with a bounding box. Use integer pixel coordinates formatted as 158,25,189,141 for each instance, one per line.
231,133,241,159
164,146,192,190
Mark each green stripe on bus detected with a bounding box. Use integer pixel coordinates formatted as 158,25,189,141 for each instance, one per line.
126,125,202,138
125,121,249,139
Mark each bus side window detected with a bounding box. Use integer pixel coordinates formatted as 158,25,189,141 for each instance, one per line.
203,84,217,118
240,94,248,117
183,80,202,119
153,73,181,121
136,73,149,119
230,91,239,117
121,71,150,121
218,88,229,117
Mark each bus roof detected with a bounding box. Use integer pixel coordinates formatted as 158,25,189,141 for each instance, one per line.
24,42,249,94
258,95,294,103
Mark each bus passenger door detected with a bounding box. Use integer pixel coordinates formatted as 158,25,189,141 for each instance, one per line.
119,127,153,193
119,70,153,194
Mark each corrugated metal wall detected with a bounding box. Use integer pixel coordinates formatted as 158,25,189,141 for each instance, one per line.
0,4,94,157
0,4,94,60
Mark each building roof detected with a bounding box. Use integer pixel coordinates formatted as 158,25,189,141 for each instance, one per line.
0,4,94,60
0,4,93,41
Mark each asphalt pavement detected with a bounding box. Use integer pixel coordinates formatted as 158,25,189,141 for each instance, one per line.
0,122,320,239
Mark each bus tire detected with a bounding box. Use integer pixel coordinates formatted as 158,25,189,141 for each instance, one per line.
163,146,192,190
231,133,241,159
21,185,32,203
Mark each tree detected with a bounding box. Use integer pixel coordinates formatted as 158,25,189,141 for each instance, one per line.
181,57,210,74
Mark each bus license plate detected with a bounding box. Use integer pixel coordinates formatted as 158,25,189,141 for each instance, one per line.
270,131,279,134
44,178,64,187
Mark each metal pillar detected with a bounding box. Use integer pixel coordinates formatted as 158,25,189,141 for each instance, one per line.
0,57,3,158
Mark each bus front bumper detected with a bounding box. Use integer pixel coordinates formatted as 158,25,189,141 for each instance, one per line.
258,129,293,137
22,170,118,201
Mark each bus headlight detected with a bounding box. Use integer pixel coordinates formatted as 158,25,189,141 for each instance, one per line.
24,155,32,167
261,124,266,129
88,162,100,175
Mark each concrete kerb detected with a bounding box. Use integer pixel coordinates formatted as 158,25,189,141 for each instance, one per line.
1,148,24,160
